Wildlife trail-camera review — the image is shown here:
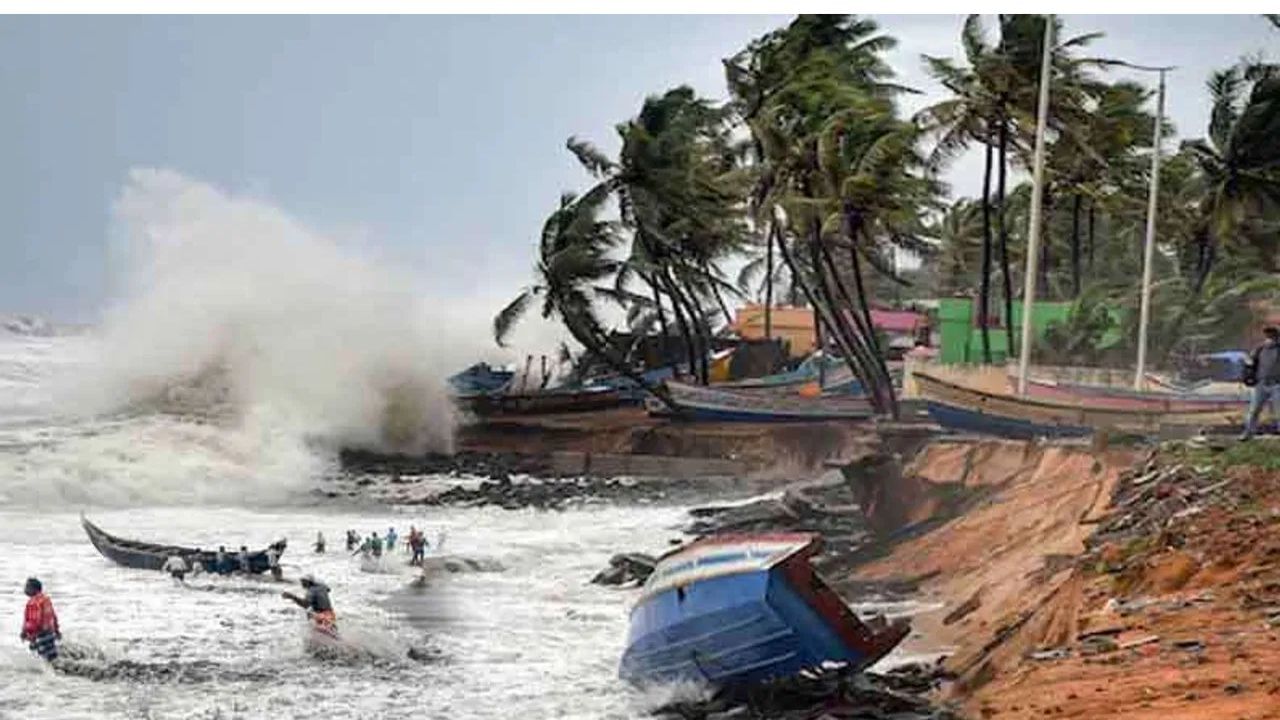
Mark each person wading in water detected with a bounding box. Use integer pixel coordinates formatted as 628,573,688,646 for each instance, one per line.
282,574,336,634
20,577,60,662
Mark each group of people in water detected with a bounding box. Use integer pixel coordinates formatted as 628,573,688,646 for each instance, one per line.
19,522,436,664
344,525,433,565
159,540,288,583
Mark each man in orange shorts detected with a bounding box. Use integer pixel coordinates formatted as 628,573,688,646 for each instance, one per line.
283,574,336,634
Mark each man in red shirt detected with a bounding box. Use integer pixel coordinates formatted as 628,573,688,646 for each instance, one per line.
21,577,60,661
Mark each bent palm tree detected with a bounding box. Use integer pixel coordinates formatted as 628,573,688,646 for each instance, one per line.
494,189,673,407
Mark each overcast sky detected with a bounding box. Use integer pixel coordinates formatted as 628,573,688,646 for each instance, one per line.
0,14,1274,321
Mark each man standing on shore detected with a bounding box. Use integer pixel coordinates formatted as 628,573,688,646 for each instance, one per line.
1241,326,1280,440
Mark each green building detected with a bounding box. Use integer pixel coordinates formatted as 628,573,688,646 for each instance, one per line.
937,298,1079,364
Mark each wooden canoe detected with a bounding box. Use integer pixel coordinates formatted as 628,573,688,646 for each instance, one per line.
916,371,1242,439
648,380,873,422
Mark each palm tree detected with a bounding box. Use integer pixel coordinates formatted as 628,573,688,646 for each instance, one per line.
726,14,929,415
1180,60,1280,288
933,198,985,295
493,189,673,406
568,86,751,384
919,15,1107,356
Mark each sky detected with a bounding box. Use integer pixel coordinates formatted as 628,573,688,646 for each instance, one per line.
0,14,1275,323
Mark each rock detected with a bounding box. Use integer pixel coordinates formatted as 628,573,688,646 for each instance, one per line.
590,553,656,586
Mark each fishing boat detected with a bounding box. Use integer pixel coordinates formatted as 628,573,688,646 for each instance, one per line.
81,515,285,575
916,371,1242,439
648,380,873,422
455,386,632,416
1023,377,1245,412
619,533,908,688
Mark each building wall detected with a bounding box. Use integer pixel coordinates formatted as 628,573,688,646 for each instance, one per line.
938,298,1074,364
732,304,820,358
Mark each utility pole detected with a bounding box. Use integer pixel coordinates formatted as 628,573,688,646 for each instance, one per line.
1129,64,1173,391
1016,15,1054,396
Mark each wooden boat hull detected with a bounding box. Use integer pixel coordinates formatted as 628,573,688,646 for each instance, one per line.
1024,378,1245,412
916,371,1242,439
651,381,872,422
456,388,632,416
82,516,283,575
620,534,907,688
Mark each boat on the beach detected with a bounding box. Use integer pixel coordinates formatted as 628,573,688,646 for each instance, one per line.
81,515,285,575
455,386,632,416
648,380,873,422
619,533,908,688
1022,377,1245,412
916,371,1242,439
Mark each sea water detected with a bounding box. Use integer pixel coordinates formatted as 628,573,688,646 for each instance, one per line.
0,331,693,720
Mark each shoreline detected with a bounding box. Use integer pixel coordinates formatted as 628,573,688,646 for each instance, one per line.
338,412,1280,719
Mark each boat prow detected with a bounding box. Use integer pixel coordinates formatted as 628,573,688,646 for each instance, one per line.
619,533,908,688
82,515,285,575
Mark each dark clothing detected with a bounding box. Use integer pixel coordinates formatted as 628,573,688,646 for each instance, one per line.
304,584,333,613
30,630,58,661
1253,341,1280,385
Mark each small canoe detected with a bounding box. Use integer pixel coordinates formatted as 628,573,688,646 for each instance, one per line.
916,371,1241,439
81,515,285,575
649,381,873,422
1024,378,1245,412
619,533,908,688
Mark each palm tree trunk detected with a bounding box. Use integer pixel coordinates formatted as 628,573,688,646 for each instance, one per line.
564,311,675,410
997,119,1014,358
807,217,890,413
979,141,994,363
846,236,898,416
773,218,888,414
1071,193,1082,298
1087,200,1096,270
764,221,775,338
647,275,669,339
702,261,735,326
660,271,700,383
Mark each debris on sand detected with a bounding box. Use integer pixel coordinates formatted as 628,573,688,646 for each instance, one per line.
652,664,958,720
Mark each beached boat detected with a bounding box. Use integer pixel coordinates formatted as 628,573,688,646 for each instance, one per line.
619,533,908,688
649,380,873,422
1023,378,1246,412
916,371,1242,439
81,515,285,575
455,387,632,416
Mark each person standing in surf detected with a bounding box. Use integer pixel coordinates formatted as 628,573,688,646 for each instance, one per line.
282,574,336,633
313,532,326,554
162,554,188,583
20,577,60,662
385,527,397,553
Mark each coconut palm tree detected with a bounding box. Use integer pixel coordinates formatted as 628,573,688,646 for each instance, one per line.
725,14,930,415
933,198,985,295
493,189,673,406
919,14,1107,356
1180,60,1280,288
567,86,751,384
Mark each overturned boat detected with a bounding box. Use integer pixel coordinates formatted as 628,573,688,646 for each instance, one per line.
81,515,285,575
619,533,908,688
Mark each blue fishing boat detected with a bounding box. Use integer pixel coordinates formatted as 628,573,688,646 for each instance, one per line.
447,363,514,396
647,381,873,422
619,533,909,688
